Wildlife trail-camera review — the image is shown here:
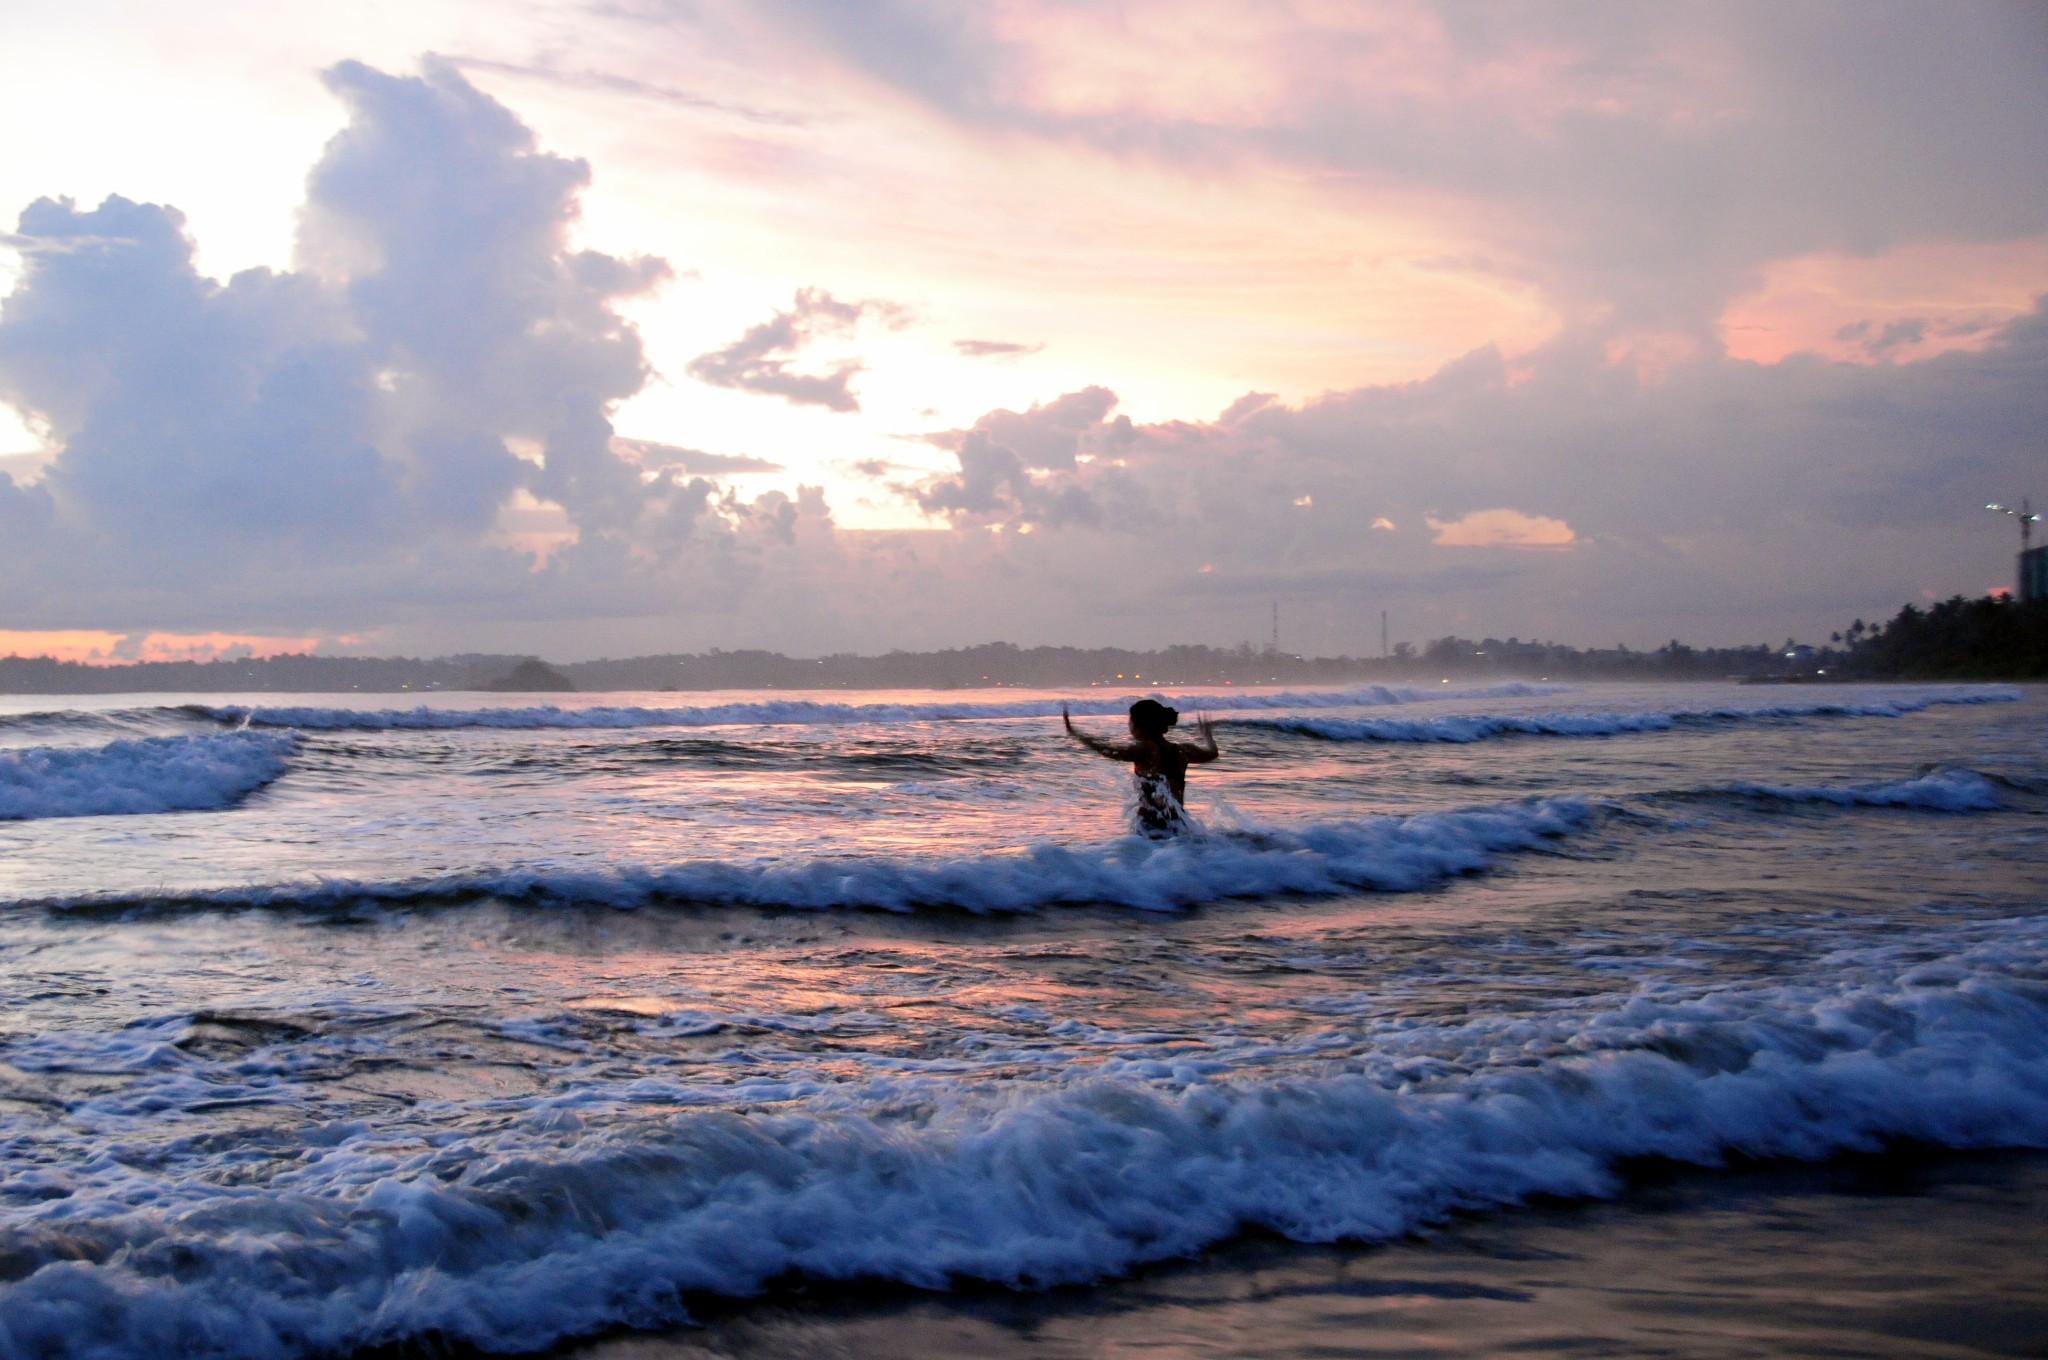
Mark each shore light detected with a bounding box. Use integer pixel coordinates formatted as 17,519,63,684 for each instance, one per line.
1988,500,2039,549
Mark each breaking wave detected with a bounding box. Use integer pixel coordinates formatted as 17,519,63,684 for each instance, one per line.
0,732,297,820
1701,767,2006,812
1246,688,2022,744
184,682,1571,733
24,797,1595,914
2,920,2044,1359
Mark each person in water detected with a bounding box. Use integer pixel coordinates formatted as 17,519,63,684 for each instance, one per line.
1063,698,1219,837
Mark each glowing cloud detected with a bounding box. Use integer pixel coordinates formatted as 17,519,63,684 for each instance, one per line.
1427,508,1575,549
0,630,325,664
1720,238,2048,366
0,5,2042,654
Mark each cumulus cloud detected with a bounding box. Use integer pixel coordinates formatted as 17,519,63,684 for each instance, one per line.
685,288,908,412
0,60,841,636
917,386,1134,525
892,300,2048,647
0,466,51,539
4,28,2042,657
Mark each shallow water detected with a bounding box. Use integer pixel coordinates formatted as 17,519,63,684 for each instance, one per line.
0,680,2042,1359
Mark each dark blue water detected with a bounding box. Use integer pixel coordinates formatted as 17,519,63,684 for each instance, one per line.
0,681,2041,1359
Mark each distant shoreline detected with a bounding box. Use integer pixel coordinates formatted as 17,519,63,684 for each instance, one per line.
0,663,2034,698
0,645,1833,695
4,596,2042,693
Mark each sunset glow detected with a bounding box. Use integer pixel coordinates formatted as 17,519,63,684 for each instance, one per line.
1,10,2046,1353
0,1,2041,656
1720,238,2048,366
0,631,327,665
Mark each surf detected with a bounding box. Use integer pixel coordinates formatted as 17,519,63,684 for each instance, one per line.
2,917,2043,1360
0,731,297,820
18,796,1597,915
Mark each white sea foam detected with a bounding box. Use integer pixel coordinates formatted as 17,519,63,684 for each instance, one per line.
189,682,1570,733
1247,688,2022,744
0,732,296,820
2,924,2044,1359
27,797,1595,914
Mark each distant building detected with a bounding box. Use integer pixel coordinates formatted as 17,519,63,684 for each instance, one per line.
2023,545,2048,604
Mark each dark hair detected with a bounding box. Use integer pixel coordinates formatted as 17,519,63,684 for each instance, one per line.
1128,698,1178,737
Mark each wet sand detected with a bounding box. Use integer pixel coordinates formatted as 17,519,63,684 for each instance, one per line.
565,1150,2048,1360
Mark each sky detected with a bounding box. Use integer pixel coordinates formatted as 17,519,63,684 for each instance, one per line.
0,0,2044,663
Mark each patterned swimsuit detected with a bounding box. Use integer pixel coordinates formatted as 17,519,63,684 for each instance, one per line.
1132,771,1194,838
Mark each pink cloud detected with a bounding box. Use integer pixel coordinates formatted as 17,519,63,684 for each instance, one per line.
1426,508,1575,549
1720,238,2048,365
0,630,327,664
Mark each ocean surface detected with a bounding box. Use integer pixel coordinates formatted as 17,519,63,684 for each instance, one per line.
0,679,2043,1358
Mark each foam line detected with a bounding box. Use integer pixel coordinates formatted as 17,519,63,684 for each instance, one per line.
0,732,296,820
23,798,1595,914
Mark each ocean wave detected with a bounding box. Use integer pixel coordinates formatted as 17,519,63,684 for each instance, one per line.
0,707,148,735
1703,767,2005,812
0,732,297,820
1246,687,2022,744
2,925,2043,1359
184,682,1571,733
24,797,1595,914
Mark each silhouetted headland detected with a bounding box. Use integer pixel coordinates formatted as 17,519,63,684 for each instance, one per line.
482,659,577,692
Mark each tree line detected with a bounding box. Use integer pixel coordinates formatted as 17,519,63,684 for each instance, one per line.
2,598,2040,694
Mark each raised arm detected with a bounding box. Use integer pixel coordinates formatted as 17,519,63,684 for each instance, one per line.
1181,710,1220,763
1063,705,1138,760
